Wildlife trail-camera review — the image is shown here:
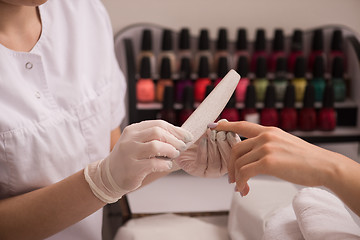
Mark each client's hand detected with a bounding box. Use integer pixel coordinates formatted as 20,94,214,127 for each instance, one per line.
174,126,241,178
212,121,344,196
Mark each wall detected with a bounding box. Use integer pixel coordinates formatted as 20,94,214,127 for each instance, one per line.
102,0,360,40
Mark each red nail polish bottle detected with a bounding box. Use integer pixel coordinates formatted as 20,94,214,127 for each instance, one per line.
179,86,194,126
240,83,260,123
136,56,155,103
158,86,177,125
251,29,268,73
280,83,297,131
287,29,304,73
298,84,317,131
194,56,212,102
220,93,240,121
156,57,174,102
318,82,336,131
175,57,193,102
269,29,286,72
260,84,278,126
235,56,250,103
308,29,326,72
214,56,229,86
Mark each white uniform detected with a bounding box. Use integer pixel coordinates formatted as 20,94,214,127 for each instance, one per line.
0,0,126,239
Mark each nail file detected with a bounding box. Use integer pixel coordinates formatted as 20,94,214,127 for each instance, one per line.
181,69,241,149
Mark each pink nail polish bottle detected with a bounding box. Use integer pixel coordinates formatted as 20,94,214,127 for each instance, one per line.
280,83,297,131
260,84,279,127
136,56,155,103
235,56,250,103
268,29,286,72
175,57,193,102
318,82,336,131
251,29,267,73
298,84,317,131
179,86,194,126
194,56,212,102
214,56,229,86
240,84,260,123
287,29,304,73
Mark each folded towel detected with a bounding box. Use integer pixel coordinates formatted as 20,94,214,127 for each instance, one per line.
114,213,229,240
293,187,360,240
262,205,304,240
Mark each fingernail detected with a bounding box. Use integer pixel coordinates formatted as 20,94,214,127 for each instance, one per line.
234,185,238,192
240,191,244,197
207,122,218,129
167,161,173,169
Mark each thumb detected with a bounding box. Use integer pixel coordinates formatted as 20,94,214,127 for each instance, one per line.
210,121,266,138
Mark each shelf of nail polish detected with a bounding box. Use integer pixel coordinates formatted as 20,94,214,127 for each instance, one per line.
114,23,360,142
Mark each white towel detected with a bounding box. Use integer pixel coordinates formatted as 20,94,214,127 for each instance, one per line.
293,187,360,240
262,205,304,240
114,213,229,240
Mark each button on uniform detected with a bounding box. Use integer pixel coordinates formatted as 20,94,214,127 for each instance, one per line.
25,62,33,69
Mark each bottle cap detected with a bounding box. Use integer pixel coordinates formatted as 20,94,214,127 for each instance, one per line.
182,86,194,110
332,57,344,78
275,57,287,77
236,28,247,50
225,93,236,108
141,29,152,51
312,56,324,78
217,57,229,78
140,56,151,78
245,84,256,109
160,57,171,79
161,29,173,51
322,82,335,108
198,29,210,50
331,29,343,51
163,86,174,110
179,28,191,50
236,56,249,77
294,56,306,78
291,29,303,52
283,83,295,108
256,57,267,78
255,29,266,51
179,57,192,79
303,84,315,108
264,84,276,108
217,28,228,50
198,56,209,78
273,29,284,51
205,84,214,98
312,29,324,51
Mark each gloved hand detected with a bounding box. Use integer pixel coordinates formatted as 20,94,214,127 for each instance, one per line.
84,120,193,203
173,122,241,178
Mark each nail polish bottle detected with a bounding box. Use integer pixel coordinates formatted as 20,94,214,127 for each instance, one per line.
214,28,232,72
240,83,260,123
331,57,346,102
280,83,297,131
269,29,286,72
175,57,193,103
158,29,176,74
235,28,250,64
195,29,214,74
308,29,326,72
318,82,336,131
329,29,346,73
235,56,250,103
194,56,212,102
298,84,317,131
136,56,155,103
158,86,177,125
220,93,240,121
179,86,194,125
137,29,156,77
214,56,229,86
260,84,278,126
291,56,307,102
254,56,269,102
251,29,267,72
311,55,326,102
287,29,304,73
178,28,193,70
273,57,288,102
156,57,173,102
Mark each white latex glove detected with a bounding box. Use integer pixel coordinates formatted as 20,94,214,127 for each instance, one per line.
85,120,193,203
173,126,241,178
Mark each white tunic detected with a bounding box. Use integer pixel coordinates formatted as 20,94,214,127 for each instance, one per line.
0,0,126,239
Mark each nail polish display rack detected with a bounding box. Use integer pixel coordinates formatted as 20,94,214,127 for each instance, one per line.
114,23,360,143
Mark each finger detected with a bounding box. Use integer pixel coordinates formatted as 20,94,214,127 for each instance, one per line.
226,132,241,147
211,121,267,139
204,129,222,177
137,140,180,159
235,160,265,194
135,126,187,151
